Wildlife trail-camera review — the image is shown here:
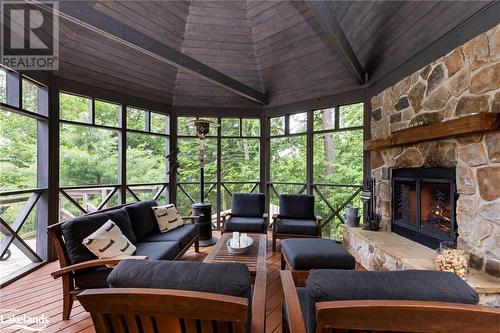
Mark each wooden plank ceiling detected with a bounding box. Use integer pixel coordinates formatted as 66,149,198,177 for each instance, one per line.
52,0,494,109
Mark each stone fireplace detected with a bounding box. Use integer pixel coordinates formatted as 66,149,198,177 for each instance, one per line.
343,23,500,306
392,168,457,249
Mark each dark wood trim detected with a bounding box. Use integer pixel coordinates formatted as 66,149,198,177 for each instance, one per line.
45,76,60,262
56,77,170,113
119,103,127,204
367,1,500,97
304,1,367,84
364,113,500,151
216,117,222,229
41,1,267,105
173,106,261,118
169,109,178,206
265,88,366,117
306,110,313,195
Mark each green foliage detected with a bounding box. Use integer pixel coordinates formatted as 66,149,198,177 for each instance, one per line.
59,124,119,186
95,100,120,127
0,112,37,190
60,92,90,122
127,107,146,130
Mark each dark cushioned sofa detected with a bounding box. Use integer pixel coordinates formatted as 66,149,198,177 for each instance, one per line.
48,200,199,319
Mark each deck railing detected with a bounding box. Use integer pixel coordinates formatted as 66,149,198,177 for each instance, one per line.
0,188,46,265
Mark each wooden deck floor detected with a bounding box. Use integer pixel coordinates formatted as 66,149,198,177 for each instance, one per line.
0,232,283,333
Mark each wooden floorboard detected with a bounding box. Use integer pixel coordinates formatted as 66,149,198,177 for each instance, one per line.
0,231,283,333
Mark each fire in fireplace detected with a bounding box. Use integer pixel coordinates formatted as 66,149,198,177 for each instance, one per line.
391,168,457,249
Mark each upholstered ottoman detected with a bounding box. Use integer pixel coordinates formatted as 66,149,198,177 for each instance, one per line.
281,238,355,271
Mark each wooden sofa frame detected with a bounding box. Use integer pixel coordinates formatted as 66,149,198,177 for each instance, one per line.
272,214,322,251
280,270,500,333
220,212,269,234
77,262,267,333
48,206,199,320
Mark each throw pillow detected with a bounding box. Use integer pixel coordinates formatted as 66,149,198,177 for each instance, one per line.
83,220,136,259
152,204,184,233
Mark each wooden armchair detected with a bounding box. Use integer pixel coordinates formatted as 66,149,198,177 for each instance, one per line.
220,193,268,234
48,204,198,320
272,194,322,251
280,270,500,333
78,263,267,333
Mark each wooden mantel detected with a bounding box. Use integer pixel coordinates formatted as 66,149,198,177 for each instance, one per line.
364,113,500,151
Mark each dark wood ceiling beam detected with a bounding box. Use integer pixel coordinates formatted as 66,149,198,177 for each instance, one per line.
304,0,367,84
31,1,268,105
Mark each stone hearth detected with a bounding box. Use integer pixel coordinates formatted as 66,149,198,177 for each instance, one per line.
343,226,500,307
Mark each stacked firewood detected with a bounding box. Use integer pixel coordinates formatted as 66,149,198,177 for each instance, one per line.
435,249,469,279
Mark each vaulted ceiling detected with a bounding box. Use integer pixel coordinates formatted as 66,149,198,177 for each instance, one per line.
48,0,498,109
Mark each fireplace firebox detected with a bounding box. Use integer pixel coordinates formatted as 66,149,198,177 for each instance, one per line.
391,168,457,249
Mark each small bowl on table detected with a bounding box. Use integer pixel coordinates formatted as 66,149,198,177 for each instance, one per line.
227,233,254,254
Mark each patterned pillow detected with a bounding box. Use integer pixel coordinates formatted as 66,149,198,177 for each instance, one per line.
83,220,136,259
152,204,184,233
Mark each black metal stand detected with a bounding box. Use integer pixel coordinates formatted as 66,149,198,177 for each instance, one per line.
192,163,217,247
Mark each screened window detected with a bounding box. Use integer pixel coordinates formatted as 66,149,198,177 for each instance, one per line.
150,112,169,134
22,79,38,113
242,118,260,137
339,103,363,128
127,106,147,131
313,108,335,131
177,116,192,136
0,111,37,190
95,100,120,127
127,132,168,184
289,112,307,134
60,92,91,123
59,124,119,186
270,136,306,183
221,139,259,182
270,116,285,136
221,118,239,137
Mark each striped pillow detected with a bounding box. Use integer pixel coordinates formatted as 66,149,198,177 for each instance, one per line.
83,220,135,259
152,204,184,233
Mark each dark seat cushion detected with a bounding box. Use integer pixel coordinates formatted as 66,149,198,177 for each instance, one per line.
282,239,355,270
140,224,197,250
108,259,251,299
124,200,159,240
224,216,266,233
276,219,318,236
307,269,479,304
134,241,180,260
279,194,315,219
61,208,137,265
74,265,112,289
231,193,265,217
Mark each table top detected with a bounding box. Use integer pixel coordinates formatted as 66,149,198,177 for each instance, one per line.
203,233,267,275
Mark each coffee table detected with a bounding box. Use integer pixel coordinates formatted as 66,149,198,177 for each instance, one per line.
203,233,267,276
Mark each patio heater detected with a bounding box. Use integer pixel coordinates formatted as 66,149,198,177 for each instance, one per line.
188,119,219,247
